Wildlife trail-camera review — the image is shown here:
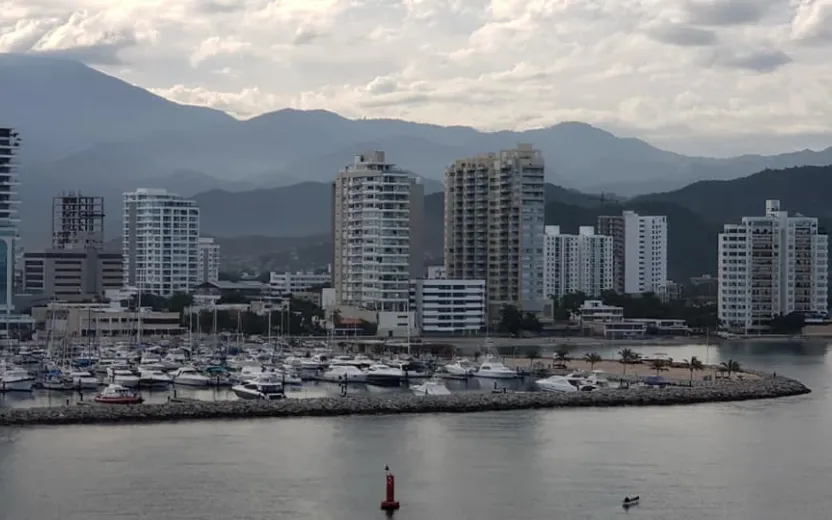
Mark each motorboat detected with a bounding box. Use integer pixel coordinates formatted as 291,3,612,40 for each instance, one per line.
42,372,74,391
107,366,140,388
231,373,285,400
410,378,452,396
94,384,144,405
170,366,210,387
622,496,639,507
319,365,367,383
535,375,579,393
441,359,476,379
137,366,172,388
238,363,265,382
365,364,405,387
0,363,35,392
330,354,374,369
389,360,429,379
69,369,101,390
475,360,519,379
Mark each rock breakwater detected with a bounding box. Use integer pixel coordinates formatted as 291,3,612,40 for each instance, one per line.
0,376,810,427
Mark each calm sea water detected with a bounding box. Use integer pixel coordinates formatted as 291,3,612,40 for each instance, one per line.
1,341,830,520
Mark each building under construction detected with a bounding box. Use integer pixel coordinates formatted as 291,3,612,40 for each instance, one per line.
52,193,105,250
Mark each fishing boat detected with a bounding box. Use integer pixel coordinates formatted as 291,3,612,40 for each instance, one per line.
622,496,640,507
94,384,144,405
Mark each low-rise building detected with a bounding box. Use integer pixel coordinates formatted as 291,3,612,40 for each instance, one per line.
22,249,122,301
578,300,624,322
31,302,182,338
410,279,486,334
269,270,330,296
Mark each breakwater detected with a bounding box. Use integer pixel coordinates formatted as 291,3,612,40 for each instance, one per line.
0,376,810,427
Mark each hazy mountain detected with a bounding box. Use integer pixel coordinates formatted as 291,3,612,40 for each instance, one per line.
5,54,832,246
213,166,832,282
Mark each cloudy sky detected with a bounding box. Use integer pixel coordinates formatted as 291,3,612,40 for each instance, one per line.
2,0,831,156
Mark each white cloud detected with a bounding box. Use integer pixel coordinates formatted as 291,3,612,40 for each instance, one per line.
1,0,832,155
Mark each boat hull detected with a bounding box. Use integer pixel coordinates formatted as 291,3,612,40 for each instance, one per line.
0,379,34,392
231,388,284,400
74,378,101,390
94,396,144,405
475,372,519,379
365,375,403,387
173,376,210,387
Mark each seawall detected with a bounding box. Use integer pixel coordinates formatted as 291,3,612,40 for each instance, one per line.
0,376,810,427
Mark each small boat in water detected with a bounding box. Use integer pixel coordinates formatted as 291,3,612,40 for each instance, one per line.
410,378,451,396
622,496,639,507
231,373,285,400
94,384,144,405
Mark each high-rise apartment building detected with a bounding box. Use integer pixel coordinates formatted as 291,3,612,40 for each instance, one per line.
596,214,625,293
598,211,667,294
123,188,200,297
197,237,220,284
543,226,613,299
331,151,424,311
718,200,828,333
52,194,104,250
0,127,20,315
444,144,545,312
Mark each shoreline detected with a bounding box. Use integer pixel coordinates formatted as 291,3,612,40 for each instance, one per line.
0,375,810,427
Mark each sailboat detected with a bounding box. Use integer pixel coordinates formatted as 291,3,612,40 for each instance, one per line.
43,305,73,391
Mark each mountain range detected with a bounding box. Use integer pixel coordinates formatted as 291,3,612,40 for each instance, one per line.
212,166,832,284
4,53,832,246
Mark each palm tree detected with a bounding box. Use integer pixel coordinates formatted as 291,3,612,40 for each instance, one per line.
526,346,541,368
648,359,668,376
720,359,741,378
618,348,634,375
683,356,705,381
584,352,602,371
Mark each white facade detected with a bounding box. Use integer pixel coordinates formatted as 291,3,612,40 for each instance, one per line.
0,127,20,314
332,151,424,312
198,237,220,284
426,265,446,279
623,211,668,294
719,200,828,333
543,226,613,298
410,279,486,334
270,270,331,296
122,189,200,297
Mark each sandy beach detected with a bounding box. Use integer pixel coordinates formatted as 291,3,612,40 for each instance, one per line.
501,357,760,382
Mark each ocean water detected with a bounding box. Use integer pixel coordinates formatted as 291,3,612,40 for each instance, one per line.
0,341,830,520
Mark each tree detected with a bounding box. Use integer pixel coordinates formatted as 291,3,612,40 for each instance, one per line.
332,309,342,326
526,346,541,367
683,356,705,381
720,359,741,378
554,345,571,365
499,304,523,336
584,352,602,371
167,292,194,314
648,359,668,376
769,312,805,335
618,348,641,375
520,313,542,333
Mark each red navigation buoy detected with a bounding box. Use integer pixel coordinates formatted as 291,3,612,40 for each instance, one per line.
380,465,401,513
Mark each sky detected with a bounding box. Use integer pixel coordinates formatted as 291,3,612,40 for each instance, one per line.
1,0,832,156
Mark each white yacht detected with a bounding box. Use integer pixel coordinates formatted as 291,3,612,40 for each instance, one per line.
0,363,35,392
319,365,367,383
170,366,210,387
441,360,476,379
69,369,100,390
535,375,579,393
410,378,452,396
475,360,519,379
231,373,285,400
137,366,172,388
107,366,140,388
42,373,74,391
536,373,597,393
365,363,405,387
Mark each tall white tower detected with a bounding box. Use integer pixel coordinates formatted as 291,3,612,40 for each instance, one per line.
332,151,424,311
122,188,200,297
